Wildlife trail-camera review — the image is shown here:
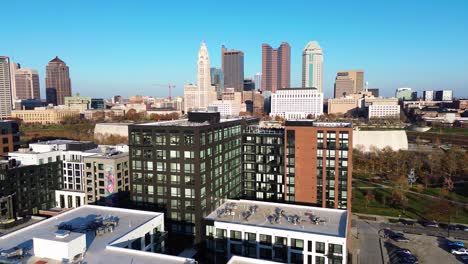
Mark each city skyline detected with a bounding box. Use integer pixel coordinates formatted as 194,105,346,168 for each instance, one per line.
1,1,467,99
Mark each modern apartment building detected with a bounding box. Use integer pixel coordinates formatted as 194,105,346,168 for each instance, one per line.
0,158,62,220
129,112,254,243
205,200,348,264
270,88,323,119
423,90,453,101
0,205,195,264
0,56,13,118
83,149,130,205
0,120,21,157
302,42,323,93
262,42,291,93
14,68,41,100
45,56,72,105
222,46,244,92
334,70,364,98
243,121,353,210
368,105,400,119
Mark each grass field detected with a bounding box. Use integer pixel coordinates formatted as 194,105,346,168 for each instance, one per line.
352,186,468,224
428,127,468,135
20,123,95,143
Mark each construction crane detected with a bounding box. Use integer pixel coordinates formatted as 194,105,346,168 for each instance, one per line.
152,83,176,100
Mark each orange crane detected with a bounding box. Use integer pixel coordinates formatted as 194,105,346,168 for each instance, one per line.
152,83,176,100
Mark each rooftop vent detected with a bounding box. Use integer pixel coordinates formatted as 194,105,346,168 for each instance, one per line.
55,229,71,238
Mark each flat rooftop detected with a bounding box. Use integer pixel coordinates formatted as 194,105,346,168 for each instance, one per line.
136,117,242,127
0,205,193,264
285,120,353,128
206,200,348,238
227,256,283,264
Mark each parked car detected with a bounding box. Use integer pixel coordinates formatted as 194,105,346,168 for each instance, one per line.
399,219,415,226
459,255,468,263
451,248,468,255
396,252,418,264
390,232,410,242
422,221,439,228
456,224,468,231
448,241,465,248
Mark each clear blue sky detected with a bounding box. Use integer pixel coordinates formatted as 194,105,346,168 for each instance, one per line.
2,0,467,99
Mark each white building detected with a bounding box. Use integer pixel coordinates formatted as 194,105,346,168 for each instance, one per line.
353,130,409,152
302,41,323,93
184,42,217,113
0,205,195,264
368,104,400,119
205,200,348,264
270,88,323,119
208,101,241,116
254,72,262,90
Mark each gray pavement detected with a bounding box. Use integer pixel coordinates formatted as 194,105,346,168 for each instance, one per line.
355,219,385,264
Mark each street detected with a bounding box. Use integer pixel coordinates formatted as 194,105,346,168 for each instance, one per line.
355,220,384,264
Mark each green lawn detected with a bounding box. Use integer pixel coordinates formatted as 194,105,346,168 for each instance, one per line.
417,184,468,204
428,127,468,135
352,187,468,224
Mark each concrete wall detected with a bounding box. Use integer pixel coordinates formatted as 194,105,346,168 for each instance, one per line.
94,123,131,141
353,130,408,152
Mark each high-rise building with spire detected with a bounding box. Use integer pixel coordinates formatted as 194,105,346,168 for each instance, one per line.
261,42,290,92
302,41,323,92
46,56,71,105
184,42,217,112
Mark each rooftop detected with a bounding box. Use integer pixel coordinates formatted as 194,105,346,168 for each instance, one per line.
227,256,283,264
0,205,193,264
285,120,353,128
135,117,242,127
205,200,348,238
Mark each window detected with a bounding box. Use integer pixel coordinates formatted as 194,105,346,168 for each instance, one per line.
275,236,287,246
147,186,154,195
291,238,304,250
184,163,194,173
156,150,166,159
216,228,226,239
259,234,272,245
329,244,343,255
170,163,180,172
170,187,180,197
170,175,180,184
170,200,180,209
316,242,325,254
170,135,179,145
290,252,303,264
170,150,180,158
245,232,256,242
185,188,195,198
315,256,325,264
184,135,194,145
184,151,194,159
259,248,272,259
230,230,242,241
156,162,166,172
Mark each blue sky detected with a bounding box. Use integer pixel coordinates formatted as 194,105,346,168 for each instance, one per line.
2,0,467,99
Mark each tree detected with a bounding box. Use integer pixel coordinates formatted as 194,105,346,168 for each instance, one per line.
364,190,375,208
125,109,139,121
425,199,455,223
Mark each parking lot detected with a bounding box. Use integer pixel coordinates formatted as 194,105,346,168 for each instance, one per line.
383,232,468,264
351,216,468,264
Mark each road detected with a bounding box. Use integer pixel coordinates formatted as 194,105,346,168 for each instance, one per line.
356,220,384,264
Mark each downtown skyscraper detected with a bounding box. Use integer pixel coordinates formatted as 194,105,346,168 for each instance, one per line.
46,56,71,105
184,42,217,112
0,56,13,118
14,67,41,100
334,70,364,98
261,42,291,92
221,45,244,92
302,41,323,92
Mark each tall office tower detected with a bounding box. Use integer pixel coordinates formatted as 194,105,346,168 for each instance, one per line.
302,41,323,92
221,45,244,92
210,67,224,99
184,42,217,112
14,68,41,100
261,42,291,92
46,56,71,105
334,70,364,98
0,56,13,118
129,112,251,244
253,72,262,90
